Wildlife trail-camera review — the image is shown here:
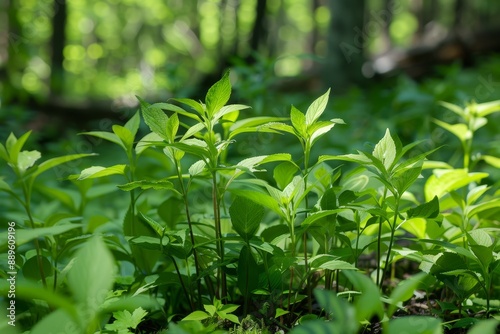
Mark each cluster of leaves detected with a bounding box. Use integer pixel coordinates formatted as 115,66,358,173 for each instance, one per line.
1,71,500,334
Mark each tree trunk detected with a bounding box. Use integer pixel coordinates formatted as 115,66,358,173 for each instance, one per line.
324,0,366,91
249,0,267,56
50,0,67,97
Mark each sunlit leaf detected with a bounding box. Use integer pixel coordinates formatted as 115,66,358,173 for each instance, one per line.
78,165,127,180
290,105,306,137
17,150,41,173
373,128,396,171
305,88,330,126
206,70,231,117
229,197,264,242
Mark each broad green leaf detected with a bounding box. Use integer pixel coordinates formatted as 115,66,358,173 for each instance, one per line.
466,198,500,218
387,272,428,317
140,213,166,237
420,240,476,261
136,132,164,155
229,197,264,241
67,236,116,307
401,218,427,239
169,98,205,117
206,70,231,117
311,289,358,334
140,99,169,140
229,116,288,135
17,150,41,173
309,121,336,146
470,117,488,131
164,140,208,159
34,153,96,178
439,101,464,118
117,179,177,193
213,104,249,123
466,184,489,205
182,311,210,321
466,318,499,334
124,110,141,137
290,105,307,137
472,99,500,117
80,131,123,148
236,153,292,173
310,254,356,271
305,88,330,126
0,224,83,248
78,164,127,180
343,270,384,323
229,188,282,216
467,229,493,248
407,196,440,219
273,161,299,190
112,125,134,150
372,128,396,171
165,113,179,142
301,210,340,228
105,308,147,332
7,131,31,164
320,188,337,210
181,122,206,141
433,118,469,143
387,316,442,334
425,169,488,201
237,245,260,297
29,309,80,334
188,160,206,176
0,142,8,162
481,155,500,168
391,161,422,195
319,152,372,165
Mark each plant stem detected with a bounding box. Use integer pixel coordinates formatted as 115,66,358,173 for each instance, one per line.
381,196,400,290
212,171,226,300
175,159,204,305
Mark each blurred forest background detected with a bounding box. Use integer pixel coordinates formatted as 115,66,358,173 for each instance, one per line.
1,0,500,143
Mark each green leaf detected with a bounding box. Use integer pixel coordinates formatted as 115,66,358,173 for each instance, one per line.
80,131,123,148
182,311,210,321
229,197,265,242
169,99,205,117
125,110,141,137
238,245,260,297
0,224,82,248
105,307,148,332
466,319,499,334
67,236,116,307
309,121,336,146
117,179,177,193
466,198,500,218
387,272,428,317
320,188,337,210
136,132,164,155
273,161,299,190
78,164,127,180
236,153,292,173
407,196,440,219
301,210,340,228
433,118,469,143
7,131,31,164
387,316,442,334
112,125,134,150
17,150,41,173
140,213,166,237
290,105,307,137
305,88,330,126
473,99,500,117
467,229,493,248
140,98,170,140
206,70,231,117
29,309,80,334
439,101,465,118
343,270,384,323
425,169,489,201
0,142,8,162
372,128,396,171
229,188,282,216
166,113,180,142
310,254,356,271
34,153,96,178
481,155,500,168
213,104,249,123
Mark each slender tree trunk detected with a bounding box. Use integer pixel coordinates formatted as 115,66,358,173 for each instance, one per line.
324,0,366,91
453,0,465,30
50,0,67,96
249,0,267,54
